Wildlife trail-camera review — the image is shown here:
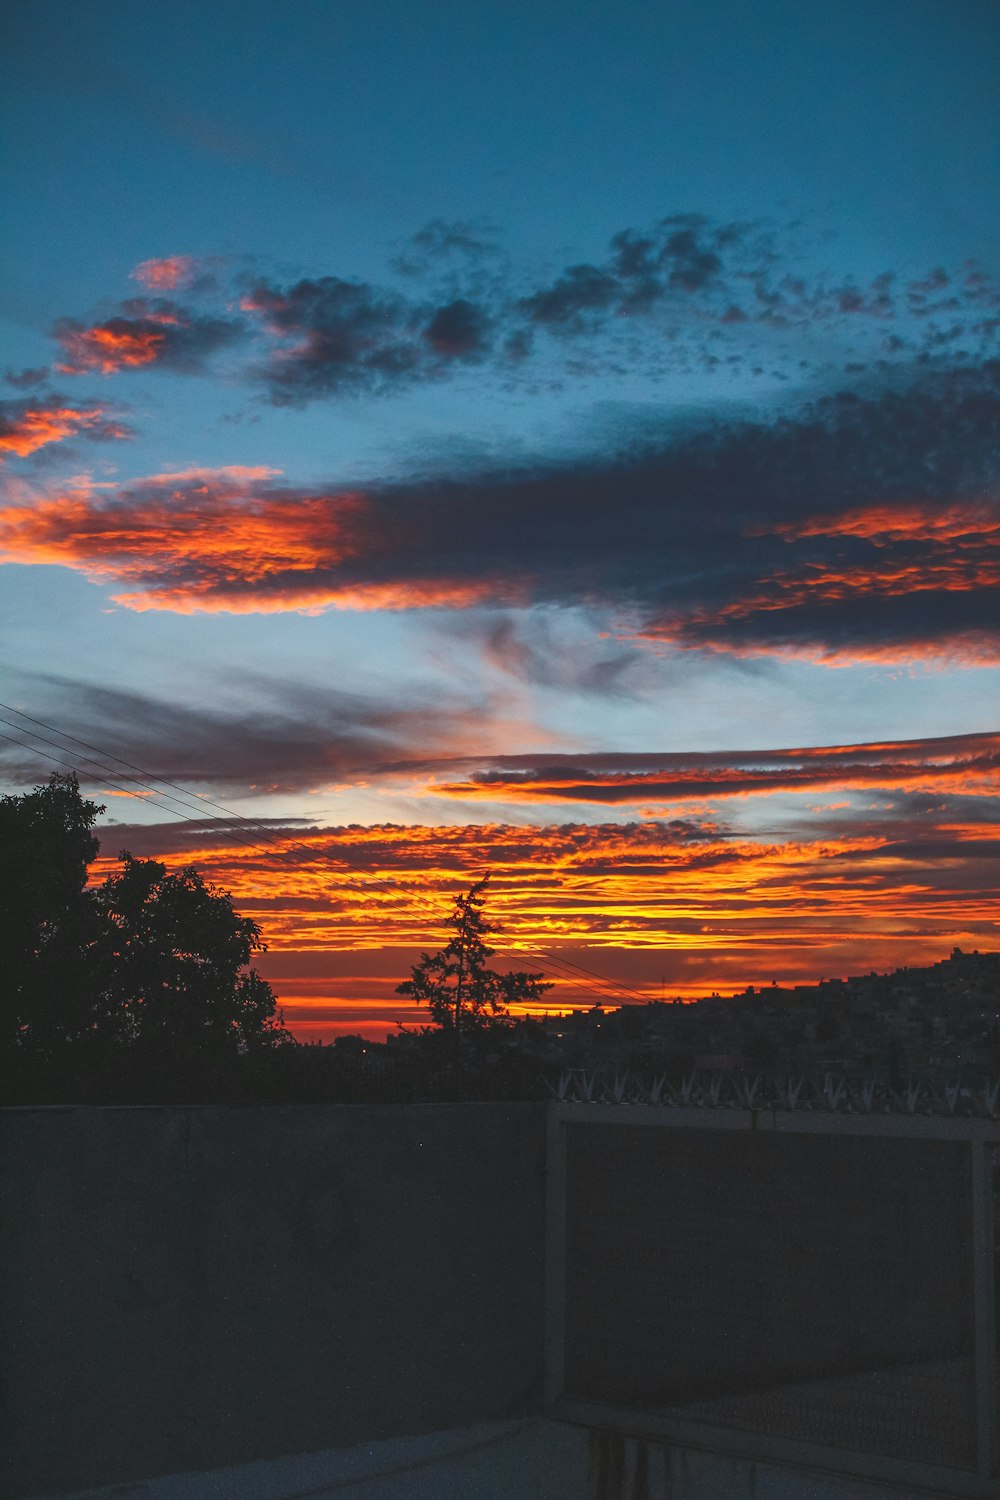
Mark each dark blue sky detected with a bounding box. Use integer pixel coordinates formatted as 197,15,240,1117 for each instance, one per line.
5,1,999,315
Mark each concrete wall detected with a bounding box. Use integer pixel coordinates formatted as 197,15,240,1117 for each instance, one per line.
1,1104,547,1497
564,1125,973,1409
3,1104,989,1499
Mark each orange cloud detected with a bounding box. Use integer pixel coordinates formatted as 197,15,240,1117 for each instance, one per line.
131,256,197,291
726,560,1000,612
0,398,131,459
53,299,242,376
636,626,1000,669
432,759,999,805
55,321,170,375
0,466,521,613
2,445,997,668
0,468,363,594
90,814,1000,1034
110,578,507,615
639,535,1000,666
629,492,1000,665
640,559,1000,667
423,732,1000,806
770,500,1000,545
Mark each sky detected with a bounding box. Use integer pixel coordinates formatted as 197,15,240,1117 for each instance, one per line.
2,0,998,1037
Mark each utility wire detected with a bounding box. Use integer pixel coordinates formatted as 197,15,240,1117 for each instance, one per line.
1,709,647,1004
0,731,374,914
492,943,647,1007
2,706,649,1005
0,703,379,877
0,704,649,1006
0,715,272,835
0,710,435,909
0,729,215,824
0,722,367,883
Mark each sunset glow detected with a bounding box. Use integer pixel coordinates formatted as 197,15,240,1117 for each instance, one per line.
90,812,999,1037
87,728,999,1037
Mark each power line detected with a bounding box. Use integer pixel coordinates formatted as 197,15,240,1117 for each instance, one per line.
0,729,214,825
493,942,647,1007
0,700,360,859
0,708,647,1003
0,703,380,878
0,709,436,911
0,704,649,1007
0,715,264,832
0,722,372,888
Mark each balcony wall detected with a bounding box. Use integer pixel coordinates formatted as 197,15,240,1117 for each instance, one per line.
2,1101,994,1500
0,1104,547,1497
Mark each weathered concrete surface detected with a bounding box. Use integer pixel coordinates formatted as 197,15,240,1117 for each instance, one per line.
0,1104,547,1497
584,1431,914,1500
26,1422,933,1500
564,1125,972,1429
30,1420,586,1500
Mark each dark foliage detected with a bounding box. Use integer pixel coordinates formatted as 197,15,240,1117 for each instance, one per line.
0,773,103,1054
2,774,288,1100
396,875,551,1049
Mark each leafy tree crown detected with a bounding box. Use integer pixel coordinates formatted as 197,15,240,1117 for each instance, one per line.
396,875,551,1039
2,773,288,1060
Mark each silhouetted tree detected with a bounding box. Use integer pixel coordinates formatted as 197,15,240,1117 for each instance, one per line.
87,854,288,1061
397,875,551,1047
0,774,104,1054
2,774,288,1073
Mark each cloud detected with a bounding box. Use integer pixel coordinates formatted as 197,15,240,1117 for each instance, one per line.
239,214,775,399
1,363,996,664
423,298,492,358
457,611,650,697
511,213,997,364
239,276,494,401
393,218,503,276
0,459,521,613
519,214,732,330
53,297,244,375
520,263,621,329
0,668,505,796
131,255,199,291
88,798,999,1015
4,367,49,391
422,731,1000,805
46,215,999,402
0,466,377,611
4,688,993,1017
0,394,133,459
